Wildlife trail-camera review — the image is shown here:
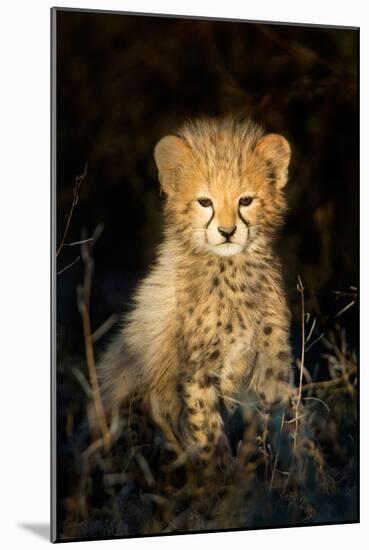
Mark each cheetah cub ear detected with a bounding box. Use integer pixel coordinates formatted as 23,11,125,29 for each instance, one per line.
154,135,192,196
254,133,291,189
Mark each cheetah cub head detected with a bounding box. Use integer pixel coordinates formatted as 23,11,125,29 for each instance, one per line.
154,118,291,257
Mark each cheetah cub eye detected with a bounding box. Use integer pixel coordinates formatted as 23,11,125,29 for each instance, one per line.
198,197,213,207
239,196,254,207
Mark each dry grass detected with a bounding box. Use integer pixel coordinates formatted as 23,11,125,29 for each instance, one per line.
56,239,358,540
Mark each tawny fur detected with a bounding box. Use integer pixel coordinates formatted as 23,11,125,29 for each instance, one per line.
98,116,294,464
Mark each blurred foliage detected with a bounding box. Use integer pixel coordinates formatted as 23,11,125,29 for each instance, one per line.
55,9,358,541
58,327,358,540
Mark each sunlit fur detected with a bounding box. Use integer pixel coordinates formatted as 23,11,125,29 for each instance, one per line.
163,118,288,258
98,117,293,469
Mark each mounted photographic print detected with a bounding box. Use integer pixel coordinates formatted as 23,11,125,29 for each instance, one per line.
51,7,359,542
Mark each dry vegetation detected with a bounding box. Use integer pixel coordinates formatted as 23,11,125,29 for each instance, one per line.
57,221,357,541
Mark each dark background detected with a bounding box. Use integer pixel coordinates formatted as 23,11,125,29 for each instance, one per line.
55,10,358,538
56,10,358,357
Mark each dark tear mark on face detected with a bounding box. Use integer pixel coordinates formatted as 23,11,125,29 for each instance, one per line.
205,206,215,229
237,199,251,226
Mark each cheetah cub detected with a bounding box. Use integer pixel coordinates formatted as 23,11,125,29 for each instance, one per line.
98,117,294,468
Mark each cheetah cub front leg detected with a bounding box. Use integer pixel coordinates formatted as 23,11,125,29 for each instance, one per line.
251,317,294,408
178,370,229,473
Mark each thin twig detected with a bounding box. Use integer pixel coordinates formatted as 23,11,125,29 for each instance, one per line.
92,313,119,343
302,396,330,413
269,412,285,492
72,366,92,397
56,163,87,257
294,275,306,449
135,452,155,488
57,255,80,275
162,509,191,533
295,358,313,384
285,275,306,490
65,238,94,247
301,365,357,392
335,299,357,319
77,223,111,453
306,318,317,344
305,331,325,353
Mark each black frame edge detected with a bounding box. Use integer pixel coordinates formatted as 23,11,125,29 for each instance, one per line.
51,6,57,544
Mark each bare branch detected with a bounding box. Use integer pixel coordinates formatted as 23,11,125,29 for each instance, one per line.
285,275,306,490
65,238,94,247
57,255,80,275
56,163,88,258
305,331,326,353
306,317,317,344
301,365,357,393
77,224,111,453
335,299,357,319
92,313,119,343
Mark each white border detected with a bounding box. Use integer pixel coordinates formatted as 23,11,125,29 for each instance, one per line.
0,1,366,548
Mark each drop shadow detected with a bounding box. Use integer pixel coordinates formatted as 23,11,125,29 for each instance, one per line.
18,523,49,541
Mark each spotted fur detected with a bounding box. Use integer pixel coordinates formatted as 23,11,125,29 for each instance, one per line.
98,116,293,468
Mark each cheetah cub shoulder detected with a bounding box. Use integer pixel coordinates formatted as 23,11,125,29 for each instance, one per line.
98,117,293,464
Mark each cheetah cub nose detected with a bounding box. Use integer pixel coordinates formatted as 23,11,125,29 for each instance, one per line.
218,225,237,239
